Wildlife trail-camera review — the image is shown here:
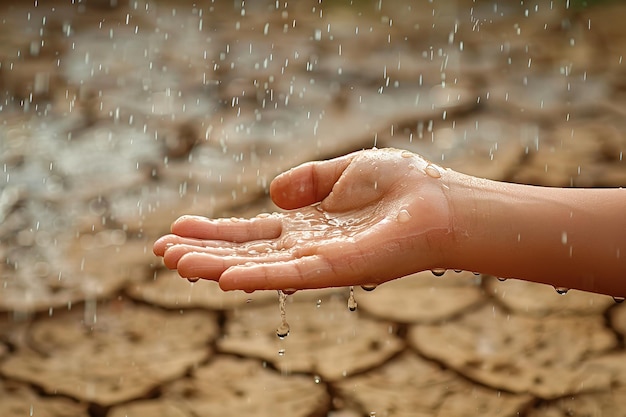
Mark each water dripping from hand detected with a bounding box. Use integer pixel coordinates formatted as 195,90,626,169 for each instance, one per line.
347,286,357,311
276,290,290,338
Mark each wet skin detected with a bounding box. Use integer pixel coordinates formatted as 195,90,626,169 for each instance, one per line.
153,148,452,292
154,148,626,297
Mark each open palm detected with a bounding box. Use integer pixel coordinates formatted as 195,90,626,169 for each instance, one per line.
153,148,452,292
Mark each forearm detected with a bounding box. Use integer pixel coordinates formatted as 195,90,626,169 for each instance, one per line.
444,171,626,297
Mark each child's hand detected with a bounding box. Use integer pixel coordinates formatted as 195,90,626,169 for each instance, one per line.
153,148,453,292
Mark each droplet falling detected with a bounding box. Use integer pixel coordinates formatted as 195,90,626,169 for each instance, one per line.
613,296,625,304
348,286,357,311
276,290,290,338
396,209,411,223
276,322,290,339
555,287,569,295
425,164,442,178
361,283,378,291
431,268,446,277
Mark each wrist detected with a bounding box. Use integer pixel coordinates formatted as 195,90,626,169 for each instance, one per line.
441,170,514,274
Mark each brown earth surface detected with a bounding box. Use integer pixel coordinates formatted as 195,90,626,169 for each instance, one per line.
1,1,626,416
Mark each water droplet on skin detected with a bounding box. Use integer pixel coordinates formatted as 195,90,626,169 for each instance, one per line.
396,209,411,223
276,290,290,338
348,286,357,311
453,269,463,273
316,299,322,308
431,268,446,277
555,287,569,295
425,164,442,178
283,288,297,295
401,150,413,158
497,277,507,282
361,284,378,291
313,375,321,384
187,277,200,283
278,349,285,356
613,296,625,304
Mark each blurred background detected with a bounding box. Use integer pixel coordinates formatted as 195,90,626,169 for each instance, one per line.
1,0,626,416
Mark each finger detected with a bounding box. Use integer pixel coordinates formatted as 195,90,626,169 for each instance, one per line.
154,235,176,256
162,241,278,269
170,214,283,242
174,250,298,280
270,153,355,210
155,234,265,257
218,255,343,291
154,234,221,256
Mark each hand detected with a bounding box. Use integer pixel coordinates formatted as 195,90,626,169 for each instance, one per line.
153,148,453,292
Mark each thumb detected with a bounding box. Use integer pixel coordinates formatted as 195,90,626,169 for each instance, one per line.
270,153,355,210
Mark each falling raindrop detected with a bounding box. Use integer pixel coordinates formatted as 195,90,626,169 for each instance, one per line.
347,286,357,311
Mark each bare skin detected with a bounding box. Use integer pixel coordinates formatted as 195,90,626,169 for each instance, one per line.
153,148,626,297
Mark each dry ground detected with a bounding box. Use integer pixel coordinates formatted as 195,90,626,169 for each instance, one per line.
1,1,626,416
